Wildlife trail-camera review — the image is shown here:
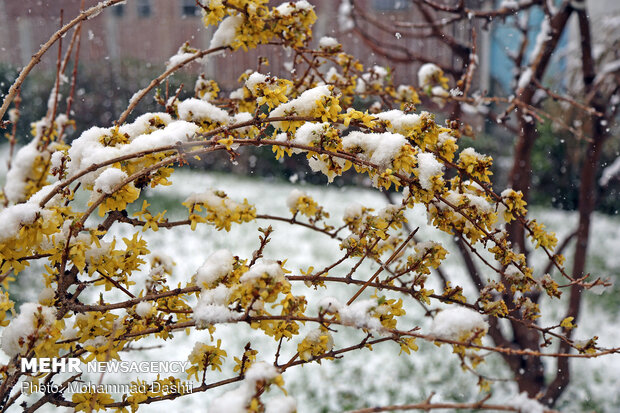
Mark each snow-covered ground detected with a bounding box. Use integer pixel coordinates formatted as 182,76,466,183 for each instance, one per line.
1,150,619,411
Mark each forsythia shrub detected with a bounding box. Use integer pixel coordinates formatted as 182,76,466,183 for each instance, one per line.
0,1,613,412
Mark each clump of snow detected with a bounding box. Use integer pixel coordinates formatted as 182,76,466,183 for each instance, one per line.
437,131,456,148
343,203,364,221
270,85,332,127
588,280,610,295
509,392,545,413
8,108,19,123
287,189,308,210
82,335,107,349
208,362,282,412
245,72,268,92
54,114,70,135
193,284,241,328
430,307,488,341
127,121,199,154
375,110,422,134
275,0,313,16
339,300,383,331
244,361,279,382
319,36,339,49
177,98,230,124
210,14,243,49
318,296,342,314
118,112,173,137
195,250,235,288
66,119,199,186
459,147,484,160
229,87,245,100
342,131,407,170
325,67,344,83
135,301,153,318
378,204,400,222
294,122,328,147
50,150,65,171
1,303,56,357
418,63,442,88
462,180,485,195
93,168,127,194
166,50,198,71
240,261,285,283
230,112,253,131
61,324,79,341
3,139,58,204
0,203,45,243
415,152,443,191
307,156,347,184
504,264,524,283
440,189,493,216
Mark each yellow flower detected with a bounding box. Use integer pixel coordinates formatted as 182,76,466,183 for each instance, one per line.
72,391,115,412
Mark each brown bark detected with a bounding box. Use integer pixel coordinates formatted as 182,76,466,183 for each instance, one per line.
543,7,608,405
502,3,575,399
507,2,574,254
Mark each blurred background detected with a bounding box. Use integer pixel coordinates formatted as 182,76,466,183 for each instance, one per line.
1,0,618,214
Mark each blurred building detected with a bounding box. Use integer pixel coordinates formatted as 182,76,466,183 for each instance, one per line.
0,0,478,91
2,0,617,94
0,1,209,68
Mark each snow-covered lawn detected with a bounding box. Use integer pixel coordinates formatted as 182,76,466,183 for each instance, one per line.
2,156,619,412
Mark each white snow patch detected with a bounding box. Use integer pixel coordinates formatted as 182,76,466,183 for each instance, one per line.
339,299,383,331
430,307,488,341
375,110,422,134
177,98,230,124
1,303,56,357
240,261,284,283
319,36,339,49
208,362,281,412
196,250,235,288
210,15,243,49
418,63,442,88
342,131,407,170
135,301,153,318
93,168,127,194
415,152,443,191
287,189,307,210
193,285,241,327
270,85,332,128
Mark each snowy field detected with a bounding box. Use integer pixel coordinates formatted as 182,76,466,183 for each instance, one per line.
1,148,620,412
